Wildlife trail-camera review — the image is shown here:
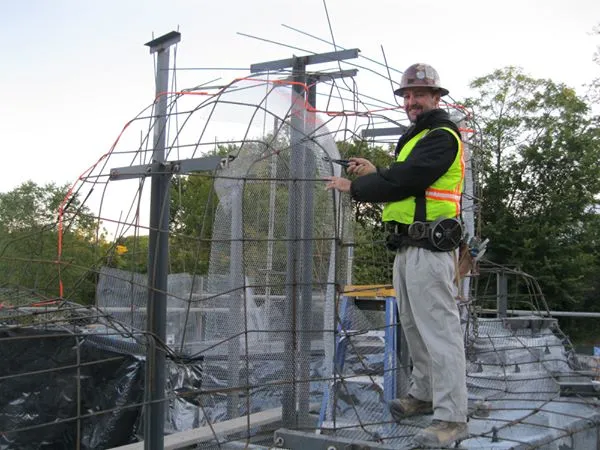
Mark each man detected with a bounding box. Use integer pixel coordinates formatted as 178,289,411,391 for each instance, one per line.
325,63,468,447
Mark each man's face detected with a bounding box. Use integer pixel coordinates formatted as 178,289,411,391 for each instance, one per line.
402,87,440,123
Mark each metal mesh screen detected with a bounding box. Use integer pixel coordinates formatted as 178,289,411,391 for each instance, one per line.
194,82,350,426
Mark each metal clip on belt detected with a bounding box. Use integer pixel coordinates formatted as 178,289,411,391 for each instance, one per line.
408,221,428,240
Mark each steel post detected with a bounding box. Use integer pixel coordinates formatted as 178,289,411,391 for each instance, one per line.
497,270,508,318
227,186,243,417
282,56,306,427
249,48,359,430
298,71,315,425
144,31,180,450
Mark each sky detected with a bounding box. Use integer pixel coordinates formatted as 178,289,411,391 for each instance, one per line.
1,0,599,198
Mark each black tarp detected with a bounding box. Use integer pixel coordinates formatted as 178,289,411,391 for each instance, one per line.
0,327,145,449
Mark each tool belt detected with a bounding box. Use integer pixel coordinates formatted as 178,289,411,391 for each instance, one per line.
385,218,463,252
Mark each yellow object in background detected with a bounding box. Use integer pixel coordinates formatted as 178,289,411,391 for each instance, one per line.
115,244,128,255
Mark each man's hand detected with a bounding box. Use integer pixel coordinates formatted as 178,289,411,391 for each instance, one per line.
324,176,352,193
347,157,376,176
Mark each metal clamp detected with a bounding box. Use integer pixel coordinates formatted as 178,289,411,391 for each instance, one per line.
407,221,427,240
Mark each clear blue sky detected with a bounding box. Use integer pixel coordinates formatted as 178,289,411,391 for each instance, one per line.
1,0,599,194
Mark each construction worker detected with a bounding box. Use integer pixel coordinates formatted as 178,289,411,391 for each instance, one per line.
325,63,468,447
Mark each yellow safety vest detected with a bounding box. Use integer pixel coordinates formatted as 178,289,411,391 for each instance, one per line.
382,127,464,224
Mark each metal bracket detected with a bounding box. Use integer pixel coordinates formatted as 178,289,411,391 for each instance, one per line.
144,31,181,54
250,49,359,73
109,155,225,181
361,126,407,138
274,428,397,449
558,381,600,397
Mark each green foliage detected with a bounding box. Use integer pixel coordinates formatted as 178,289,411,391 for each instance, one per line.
351,225,394,285
168,174,216,274
170,174,218,237
337,140,396,285
0,181,101,304
337,140,394,229
0,181,66,232
465,67,600,311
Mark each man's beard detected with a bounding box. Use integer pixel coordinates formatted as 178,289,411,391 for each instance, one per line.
408,108,422,123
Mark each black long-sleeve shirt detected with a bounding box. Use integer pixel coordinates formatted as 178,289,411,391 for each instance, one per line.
350,109,460,203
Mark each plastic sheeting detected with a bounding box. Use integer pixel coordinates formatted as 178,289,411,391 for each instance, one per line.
0,327,145,449
188,355,329,426
0,321,207,449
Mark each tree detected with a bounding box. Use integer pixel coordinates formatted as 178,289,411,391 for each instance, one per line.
464,67,600,310
0,181,100,304
337,140,396,285
0,181,69,232
337,140,395,229
168,174,217,275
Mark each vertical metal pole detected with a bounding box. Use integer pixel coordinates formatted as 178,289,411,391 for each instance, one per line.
497,270,508,318
307,76,317,111
282,56,306,427
145,33,179,450
265,116,279,335
227,186,243,417
298,74,315,425
460,127,475,300
75,337,82,450
397,325,411,397
383,297,397,402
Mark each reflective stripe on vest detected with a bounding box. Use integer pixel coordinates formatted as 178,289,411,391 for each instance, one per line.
382,127,464,224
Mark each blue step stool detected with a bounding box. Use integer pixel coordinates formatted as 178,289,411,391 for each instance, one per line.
319,285,400,429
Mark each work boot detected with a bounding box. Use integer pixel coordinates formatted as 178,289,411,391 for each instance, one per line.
389,395,433,421
413,420,468,447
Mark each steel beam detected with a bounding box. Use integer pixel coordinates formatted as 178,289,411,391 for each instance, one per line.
361,125,407,138
274,428,398,450
144,31,181,54
143,31,179,450
250,48,359,73
109,155,224,180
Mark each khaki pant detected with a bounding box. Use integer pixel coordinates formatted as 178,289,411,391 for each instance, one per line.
393,246,467,422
